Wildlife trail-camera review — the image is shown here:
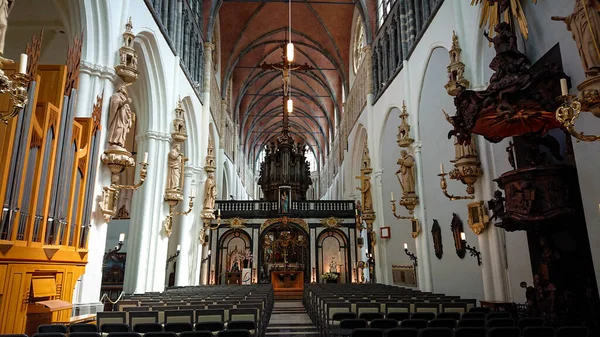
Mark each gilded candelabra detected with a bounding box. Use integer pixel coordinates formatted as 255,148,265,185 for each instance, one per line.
555,79,600,142
163,196,195,237
438,162,481,201
99,156,149,222
0,54,32,123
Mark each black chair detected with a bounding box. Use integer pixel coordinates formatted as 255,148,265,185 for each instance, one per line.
133,323,163,333
460,313,485,320
487,327,520,337
351,328,383,337
410,313,435,321
106,333,141,337
164,323,193,333
69,324,99,333
468,307,491,314
101,324,131,334
427,319,456,329
370,319,398,330
453,327,487,337
69,333,100,337
195,322,225,333
216,330,250,337
456,319,485,328
227,321,256,335
32,334,66,337
384,328,418,337
180,332,213,337
555,326,589,337
144,333,177,337
419,327,453,337
387,312,411,322
359,312,384,322
486,312,511,320
518,318,544,330
522,326,555,337
339,319,368,337
485,318,514,328
399,319,428,330
38,325,68,334
436,312,461,321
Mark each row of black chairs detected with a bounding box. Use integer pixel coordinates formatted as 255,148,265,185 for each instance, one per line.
2,332,251,337
34,322,256,336
343,326,589,337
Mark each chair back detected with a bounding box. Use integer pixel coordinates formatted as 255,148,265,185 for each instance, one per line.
38,325,67,333
194,322,225,333
383,328,418,337
410,312,435,321
487,327,520,337
454,327,487,337
468,307,490,314
164,322,193,333
132,323,163,333
129,311,159,326
518,318,544,330
165,310,194,324
555,326,589,337
69,324,99,333
522,326,555,337
399,319,428,330
369,318,398,330
215,330,250,337
97,312,127,326
460,312,485,320
485,318,515,328
486,312,510,320
101,324,130,334
180,332,212,337
386,312,410,322
350,328,383,337
339,319,368,330
427,319,457,329
419,327,453,337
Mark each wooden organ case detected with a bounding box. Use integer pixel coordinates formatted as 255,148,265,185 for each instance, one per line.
0,34,100,334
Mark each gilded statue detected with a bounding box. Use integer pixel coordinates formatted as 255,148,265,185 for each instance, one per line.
0,0,14,65
107,85,134,148
167,143,183,191
356,175,372,212
203,173,217,210
552,0,600,77
396,150,416,195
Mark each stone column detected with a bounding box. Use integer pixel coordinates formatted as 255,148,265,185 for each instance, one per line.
174,166,201,286
123,131,171,293
372,169,389,284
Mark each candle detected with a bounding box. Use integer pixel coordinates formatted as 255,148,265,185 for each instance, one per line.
404,243,408,250
208,250,212,256
440,163,445,174
391,191,395,201
176,244,181,252
355,209,358,216
460,232,466,241
118,233,125,242
18,54,27,74
218,209,221,217
143,152,148,163
560,78,569,96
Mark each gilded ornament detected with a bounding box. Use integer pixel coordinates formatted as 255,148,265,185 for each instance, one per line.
227,217,248,229
320,216,343,229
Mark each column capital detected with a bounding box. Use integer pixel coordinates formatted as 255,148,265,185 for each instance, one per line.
204,42,215,51
136,130,172,142
411,141,423,153
80,60,117,82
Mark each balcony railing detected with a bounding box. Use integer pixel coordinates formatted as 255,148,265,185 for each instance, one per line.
145,0,205,97
372,0,445,102
215,200,356,219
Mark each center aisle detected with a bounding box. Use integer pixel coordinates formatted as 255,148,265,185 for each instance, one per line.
266,300,319,336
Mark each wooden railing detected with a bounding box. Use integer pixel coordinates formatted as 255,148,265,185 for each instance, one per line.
372,0,445,101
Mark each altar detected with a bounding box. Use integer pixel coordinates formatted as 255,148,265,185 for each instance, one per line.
271,271,303,300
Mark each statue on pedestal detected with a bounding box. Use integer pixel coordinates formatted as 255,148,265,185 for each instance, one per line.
107,85,134,149
203,173,217,211
167,143,183,191
396,150,416,195
0,0,15,65
552,0,600,78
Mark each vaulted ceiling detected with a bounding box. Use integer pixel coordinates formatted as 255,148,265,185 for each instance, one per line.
206,0,374,166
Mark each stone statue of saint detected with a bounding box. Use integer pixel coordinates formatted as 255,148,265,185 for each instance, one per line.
203,173,217,210
553,0,600,77
396,150,416,195
0,0,15,65
107,85,134,148
356,176,372,212
167,143,183,191
329,257,337,273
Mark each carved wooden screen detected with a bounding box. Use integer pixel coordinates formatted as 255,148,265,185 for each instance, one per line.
451,213,466,258
431,219,443,259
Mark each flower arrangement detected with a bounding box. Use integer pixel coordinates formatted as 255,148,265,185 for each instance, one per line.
321,272,338,281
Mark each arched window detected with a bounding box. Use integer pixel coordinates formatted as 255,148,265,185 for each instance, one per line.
353,19,366,74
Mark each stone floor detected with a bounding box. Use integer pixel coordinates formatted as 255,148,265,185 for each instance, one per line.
266,300,319,336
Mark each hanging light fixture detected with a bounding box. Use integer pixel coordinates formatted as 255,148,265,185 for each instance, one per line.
287,97,294,114
286,0,294,62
